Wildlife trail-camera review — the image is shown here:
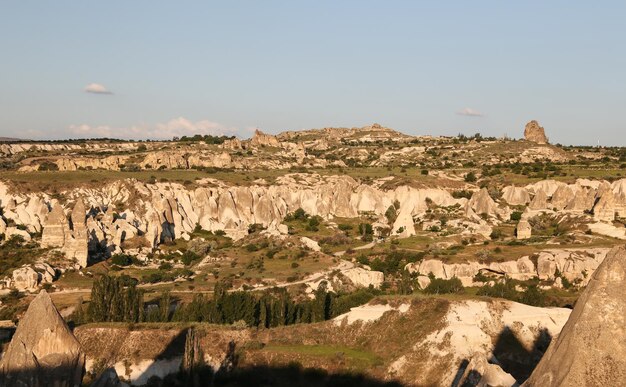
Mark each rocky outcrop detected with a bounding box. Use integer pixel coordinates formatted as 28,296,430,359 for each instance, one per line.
524,120,549,144
250,129,280,147
0,290,85,386
11,263,56,292
502,186,531,206
65,200,89,267
408,248,610,287
466,188,498,217
516,220,532,239
41,201,88,267
341,267,384,288
528,189,549,211
524,246,626,386
593,189,616,222
41,204,67,248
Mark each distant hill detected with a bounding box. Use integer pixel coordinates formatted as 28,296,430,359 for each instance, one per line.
0,137,25,142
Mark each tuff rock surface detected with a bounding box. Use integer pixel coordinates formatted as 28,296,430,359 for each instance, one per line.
523,120,549,144
0,290,85,387
524,246,626,386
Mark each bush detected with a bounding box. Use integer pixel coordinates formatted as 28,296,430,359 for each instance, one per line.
464,172,477,183
423,277,464,294
110,254,133,266
181,250,201,266
510,211,523,221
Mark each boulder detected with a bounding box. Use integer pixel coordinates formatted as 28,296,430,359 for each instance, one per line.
12,267,39,292
523,120,549,144
4,227,31,242
0,290,85,386
524,246,626,386
300,236,321,252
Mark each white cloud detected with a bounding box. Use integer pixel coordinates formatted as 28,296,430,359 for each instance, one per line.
68,117,240,140
456,107,484,117
84,83,113,95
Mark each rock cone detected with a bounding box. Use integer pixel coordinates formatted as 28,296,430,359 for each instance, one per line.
524,246,626,386
0,290,85,387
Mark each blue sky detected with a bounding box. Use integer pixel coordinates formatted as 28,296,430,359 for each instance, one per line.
1,1,625,145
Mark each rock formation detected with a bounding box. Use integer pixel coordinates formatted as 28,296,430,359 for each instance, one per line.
11,264,56,292
516,220,532,239
249,129,280,147
91,368,123,387
502,185,531,206
593,189,616,222
524,120,549,144
41,204,67,248
65,200,89,267
528,189,549,211
466,188,498,217
0,290,85,386
524,246,626,386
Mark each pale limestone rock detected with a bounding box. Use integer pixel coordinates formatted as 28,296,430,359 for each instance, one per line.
64,200,89,267
501,186,531,206
342,267,384,288
537,252,557,280
0,290,85,386
300,236,321,252
466,188,497,217
457,354,516,387
528,189,549,211
565,187,595,213
550,185,575,211
524,120,549,144
516,220,532,239
249,129,280,147
593,189,616,222
41,204,67,248
414,259,446,278
417,276,431,289
4,226,31,241
12,266,39,292
524,246,626,386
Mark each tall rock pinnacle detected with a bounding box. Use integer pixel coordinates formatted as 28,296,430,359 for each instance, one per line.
524,246,626,386
0,290,85,387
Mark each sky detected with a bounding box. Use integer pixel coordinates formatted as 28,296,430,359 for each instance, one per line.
1,1,625,145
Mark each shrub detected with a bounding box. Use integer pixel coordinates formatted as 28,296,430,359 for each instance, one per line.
464,172,477,183
423,277,464,294
510,211,523,221
110,254,133,266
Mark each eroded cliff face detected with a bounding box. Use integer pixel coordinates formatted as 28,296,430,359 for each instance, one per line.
0,174,469,253
1,175,625,269
0,290,85,387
